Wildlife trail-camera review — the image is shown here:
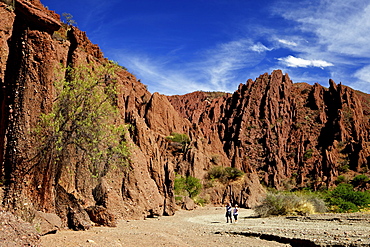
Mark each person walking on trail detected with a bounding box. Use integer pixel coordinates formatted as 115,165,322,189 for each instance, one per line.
233,204,239,223
225,203,232,223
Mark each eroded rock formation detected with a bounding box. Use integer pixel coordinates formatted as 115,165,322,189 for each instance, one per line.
168,72,370,191
0,0,184,230
0,0,369,236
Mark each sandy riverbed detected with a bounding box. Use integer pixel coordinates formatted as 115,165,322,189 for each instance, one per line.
41,207,370,247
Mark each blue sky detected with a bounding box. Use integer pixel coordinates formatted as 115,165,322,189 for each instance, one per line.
42,0,370,95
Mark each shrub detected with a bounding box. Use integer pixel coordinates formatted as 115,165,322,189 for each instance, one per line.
207,166,244,184
305,194,328,213
303,149,314,160
329,197,358,213
166,132,190,144
336,175,349,184
174,174,202,199
338,163,350,173
254,193,295,217
193,195,209,206
62,12,77,26
301,88,310,94
225,167,244,180
208,166,226,180
351,174,369,188
254,192,327,217
327,183,370,212
166,133,191,152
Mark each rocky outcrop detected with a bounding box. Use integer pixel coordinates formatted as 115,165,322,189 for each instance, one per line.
0,0,182,230
0,0,240,230
168,71,370,191
32,211,62,235
85,205,116,227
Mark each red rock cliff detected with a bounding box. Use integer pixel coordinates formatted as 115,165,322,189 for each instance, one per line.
0,0,370,233
0,0,185,230
0,0,265,231
168,71,370,191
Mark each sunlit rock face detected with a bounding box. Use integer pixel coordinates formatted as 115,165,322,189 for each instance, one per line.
0,0,369,232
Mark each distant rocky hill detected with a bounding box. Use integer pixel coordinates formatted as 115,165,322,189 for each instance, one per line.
0,0,369,235
168,73,370,191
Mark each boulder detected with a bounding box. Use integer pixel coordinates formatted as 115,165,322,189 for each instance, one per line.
85,205,116,227
181,196,197,211
32,211,62,235
55,184,91,231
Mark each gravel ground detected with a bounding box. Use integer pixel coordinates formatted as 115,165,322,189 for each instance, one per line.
40,207,370,247
0,207,41,247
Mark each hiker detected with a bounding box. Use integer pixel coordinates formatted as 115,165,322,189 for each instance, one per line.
233,204,239,223
225,203,232,223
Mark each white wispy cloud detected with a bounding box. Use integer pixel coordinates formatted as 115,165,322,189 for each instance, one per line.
354,66,370,82
201,39,269,90
270,0,370,93
351,65,370,93
278,55,334,69
111,39,272,95
277,39,298,47
290,0,370,58
250,42,273,53
115,54,212,95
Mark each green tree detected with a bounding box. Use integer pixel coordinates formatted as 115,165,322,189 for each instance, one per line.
174,174,202,199
185,176,202,198
35,63,130,181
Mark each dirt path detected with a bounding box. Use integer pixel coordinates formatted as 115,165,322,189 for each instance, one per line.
41,207,370,246
40,207,290,247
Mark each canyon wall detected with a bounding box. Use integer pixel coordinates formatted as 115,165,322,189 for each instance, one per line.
168,73,370,191
0,0,264,230
0,0,369,233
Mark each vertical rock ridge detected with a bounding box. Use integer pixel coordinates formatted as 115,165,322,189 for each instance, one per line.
0,0,369,232
169,72,370,190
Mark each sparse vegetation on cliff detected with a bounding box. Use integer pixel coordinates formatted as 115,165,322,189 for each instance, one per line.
207,166,244,184
62,12,77,26
166,132,191,153
166,132,190,145
351,174,369,188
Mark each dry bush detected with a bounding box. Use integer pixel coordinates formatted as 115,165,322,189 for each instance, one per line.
254,192,327,217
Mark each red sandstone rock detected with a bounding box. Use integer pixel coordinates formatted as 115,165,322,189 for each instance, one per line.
168,70,370,191
0,0,369,232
